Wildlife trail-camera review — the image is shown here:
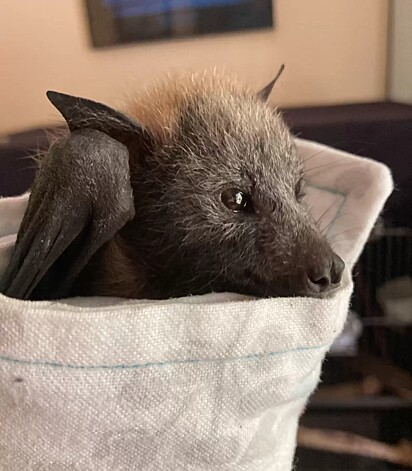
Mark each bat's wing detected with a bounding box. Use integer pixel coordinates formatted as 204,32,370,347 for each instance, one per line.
0,91,150,300
0,129,135,300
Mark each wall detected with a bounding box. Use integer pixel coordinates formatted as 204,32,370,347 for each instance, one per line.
387,0,412,103
1,0,388,134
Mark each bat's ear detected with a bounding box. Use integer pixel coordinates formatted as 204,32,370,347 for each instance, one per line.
46,91,152,148
256,64,285,102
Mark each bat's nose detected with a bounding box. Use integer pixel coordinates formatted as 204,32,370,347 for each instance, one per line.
306,253,345,295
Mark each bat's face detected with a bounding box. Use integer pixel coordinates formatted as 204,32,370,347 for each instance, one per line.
129,89,344,299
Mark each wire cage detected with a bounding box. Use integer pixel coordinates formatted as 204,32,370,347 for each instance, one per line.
354,225,412,369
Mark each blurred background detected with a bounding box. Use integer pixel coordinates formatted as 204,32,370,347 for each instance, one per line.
1,0,390,134
1,1,411,469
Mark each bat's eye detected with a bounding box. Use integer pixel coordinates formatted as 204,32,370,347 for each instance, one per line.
221,188,254,213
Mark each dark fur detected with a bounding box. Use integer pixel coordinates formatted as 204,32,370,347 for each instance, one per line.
77,73,343,299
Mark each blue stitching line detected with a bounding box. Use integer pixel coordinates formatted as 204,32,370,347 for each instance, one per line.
0,343,328,370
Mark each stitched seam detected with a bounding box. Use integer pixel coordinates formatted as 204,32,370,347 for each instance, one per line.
306,183,348,238
0,343,328,370
325,196,347,239
306,183,348,239
307,183,347,198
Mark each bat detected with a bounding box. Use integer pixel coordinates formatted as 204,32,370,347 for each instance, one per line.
0,67,344,300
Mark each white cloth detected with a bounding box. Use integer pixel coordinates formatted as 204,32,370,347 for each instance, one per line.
0,139,393,470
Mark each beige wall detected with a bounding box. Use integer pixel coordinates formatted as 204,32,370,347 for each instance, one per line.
388,0,412,103
1,0,388,134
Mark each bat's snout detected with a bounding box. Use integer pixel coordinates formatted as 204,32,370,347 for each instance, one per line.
304,252,345,296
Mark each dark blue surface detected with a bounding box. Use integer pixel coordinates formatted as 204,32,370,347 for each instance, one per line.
87,0,273,47
104,0,244,17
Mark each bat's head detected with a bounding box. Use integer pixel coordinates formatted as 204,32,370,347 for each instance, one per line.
48,67,344,299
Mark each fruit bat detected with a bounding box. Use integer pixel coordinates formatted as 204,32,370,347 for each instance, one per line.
0,66,344,301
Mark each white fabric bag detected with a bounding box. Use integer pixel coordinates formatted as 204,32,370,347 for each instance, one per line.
0,139,392,471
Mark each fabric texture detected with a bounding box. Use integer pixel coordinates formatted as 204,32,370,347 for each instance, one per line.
0,139,393,470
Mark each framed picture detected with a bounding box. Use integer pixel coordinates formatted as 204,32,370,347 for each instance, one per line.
85,0,274,48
